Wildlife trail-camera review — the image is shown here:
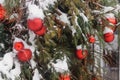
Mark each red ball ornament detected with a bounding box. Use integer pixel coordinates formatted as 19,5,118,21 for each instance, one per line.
76,49,88,59
17,49,32,62
88,35,95,43
92,77,97,80
106,18,117,24
13,42,24,51
27,18,43,31
34,26,46,36
104,32,114,42
59,74,70,80
0,4,6,20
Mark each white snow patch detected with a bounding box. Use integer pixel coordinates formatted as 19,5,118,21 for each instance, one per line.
92,5,120,15
80,13,88,22
10,13,18,20
76,45,87,50
51,56,68,73
33,69,42,80
103,27,113,34
38,0,57,10
0,0,5,5
10,60,21,80
92,10,102,14
56,10,70,25
27,4,45,19
26,0,57,10
76,45,82,50
15,24,25,29
28,30,36,46
104,13,115,18
114,4,120,14
0,52,13,71
103,6,114,13
75,16,79,26
69,26,76,36
0,43,4,48
0,52,21,80
30,59,37,69
68,15,81,36
0,52,14,79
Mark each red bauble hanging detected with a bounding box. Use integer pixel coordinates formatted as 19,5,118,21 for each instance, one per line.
59,74,70,80
17,49,32,62
76,49,88,59
92,77,97,80
27,18,43,31
0,4,6,20
13,42,24,51
34,26,46,36
88,35,95,43
106,18,117,24
104,32,114,42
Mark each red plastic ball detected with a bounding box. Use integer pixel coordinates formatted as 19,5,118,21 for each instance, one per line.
92,77,97,80
59,74,70,80
76,49,88,59
88,35,95,43
13,42,24,51
106,18,117,24
0,4,6,20
34,26,46,36
17,49,32,62
27,18,43,31
104,32,114,42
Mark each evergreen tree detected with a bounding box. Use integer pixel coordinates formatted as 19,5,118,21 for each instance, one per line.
0,0,119,80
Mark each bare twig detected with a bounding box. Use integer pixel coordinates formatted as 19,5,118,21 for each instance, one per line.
92,2,104,8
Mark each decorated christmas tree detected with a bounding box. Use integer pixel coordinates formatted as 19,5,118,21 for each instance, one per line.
0,0,119,80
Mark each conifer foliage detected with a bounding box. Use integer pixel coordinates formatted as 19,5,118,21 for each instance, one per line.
0,0,119,80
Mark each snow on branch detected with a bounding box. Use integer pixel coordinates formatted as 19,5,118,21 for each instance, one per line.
92,2,120,15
